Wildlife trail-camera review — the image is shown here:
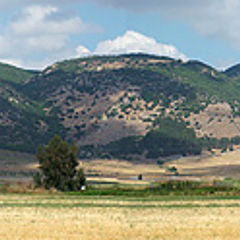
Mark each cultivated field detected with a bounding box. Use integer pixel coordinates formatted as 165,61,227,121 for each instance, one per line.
0,194,240,240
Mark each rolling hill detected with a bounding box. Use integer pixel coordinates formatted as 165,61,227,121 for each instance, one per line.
1,54,240,159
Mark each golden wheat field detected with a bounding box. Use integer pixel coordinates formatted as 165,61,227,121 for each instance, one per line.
0,194,240,240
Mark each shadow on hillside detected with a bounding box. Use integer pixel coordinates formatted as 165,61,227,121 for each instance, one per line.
81,119,143,146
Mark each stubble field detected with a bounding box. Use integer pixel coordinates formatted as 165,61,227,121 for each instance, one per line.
1,194,240,240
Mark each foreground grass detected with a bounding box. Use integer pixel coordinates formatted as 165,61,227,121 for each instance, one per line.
1,194,240,240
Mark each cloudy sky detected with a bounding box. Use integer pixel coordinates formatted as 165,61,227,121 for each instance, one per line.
0,0,239,69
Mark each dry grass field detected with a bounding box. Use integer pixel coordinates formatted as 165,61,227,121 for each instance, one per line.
0,149,36,182
1,148,240,184
169,147,240,179
82,148,240,182
1,194,240,240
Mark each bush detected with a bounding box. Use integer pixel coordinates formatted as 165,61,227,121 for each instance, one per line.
157,160,164,166
167,166,179,175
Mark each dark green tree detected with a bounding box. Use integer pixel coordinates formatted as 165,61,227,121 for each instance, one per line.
75,168,86,190
34,135,86,191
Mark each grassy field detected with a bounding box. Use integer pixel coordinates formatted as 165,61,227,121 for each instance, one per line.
0,194,240,240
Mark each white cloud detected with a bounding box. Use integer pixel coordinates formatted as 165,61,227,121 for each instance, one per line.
31,31,186,69
10,5,90,36
81,0,240,49
76,30,187,60
7,5,99,53
0,4,102,69
0,1,240,50
76,45,91,57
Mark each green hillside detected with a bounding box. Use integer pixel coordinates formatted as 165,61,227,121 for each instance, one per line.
0,64,62,152
0,62,36,84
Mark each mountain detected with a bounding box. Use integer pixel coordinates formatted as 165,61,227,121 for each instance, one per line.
1,54,240,159
225,64,240,78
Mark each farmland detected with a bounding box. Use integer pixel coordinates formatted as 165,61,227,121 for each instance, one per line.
1,149,240,239
0,194,240,240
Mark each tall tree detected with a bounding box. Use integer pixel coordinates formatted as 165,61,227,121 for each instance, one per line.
34,135,85,191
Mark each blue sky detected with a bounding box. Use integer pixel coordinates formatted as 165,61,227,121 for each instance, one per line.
0,0,239,69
